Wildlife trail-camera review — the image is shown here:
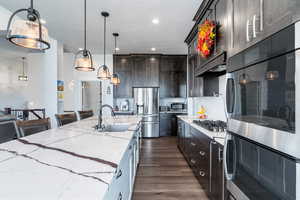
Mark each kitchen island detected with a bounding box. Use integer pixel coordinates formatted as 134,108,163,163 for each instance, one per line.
0,115,142,200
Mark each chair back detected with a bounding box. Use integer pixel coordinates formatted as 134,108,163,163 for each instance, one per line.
55,113,77,127
78,110,94,120
17,118,51,137
0,115,20,144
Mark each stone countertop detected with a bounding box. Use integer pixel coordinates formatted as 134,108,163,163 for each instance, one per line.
177,115,225,146
0,115,142,200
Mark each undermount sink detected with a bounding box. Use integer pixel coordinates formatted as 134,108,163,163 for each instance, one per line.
104,124,131,132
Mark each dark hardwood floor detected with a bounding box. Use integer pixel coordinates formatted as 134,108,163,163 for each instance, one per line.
133,137,209,200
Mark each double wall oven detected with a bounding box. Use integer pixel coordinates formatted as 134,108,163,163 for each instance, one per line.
224,23,300,200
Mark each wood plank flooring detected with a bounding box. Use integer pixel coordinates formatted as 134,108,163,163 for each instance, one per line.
133,137,209,200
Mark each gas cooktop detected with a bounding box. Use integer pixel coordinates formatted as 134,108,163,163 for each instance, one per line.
193,120,227,132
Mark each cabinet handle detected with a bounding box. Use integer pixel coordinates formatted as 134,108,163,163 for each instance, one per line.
191,142,196,147
253,15,257,38
116,169,122,179
117,192,122,200
191,159,196,164
260,0,264,31
218,147,223,162
246,19,250,42
199,171,205,177
199,151,206,156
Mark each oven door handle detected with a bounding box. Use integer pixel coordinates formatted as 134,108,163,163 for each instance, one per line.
226,73,235,118
224,133,235,180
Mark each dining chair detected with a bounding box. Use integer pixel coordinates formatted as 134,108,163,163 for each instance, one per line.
0,115,20,144
17,118,51,137
55,113,78,127
78,110,94,120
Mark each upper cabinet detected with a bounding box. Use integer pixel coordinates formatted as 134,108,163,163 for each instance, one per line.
114,54,187,98
228,0,300,57
160,55,187,98
114,55,133,98
132,55,160,87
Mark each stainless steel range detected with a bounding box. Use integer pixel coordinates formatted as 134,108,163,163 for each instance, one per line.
193,120,227,132
224,23,300,200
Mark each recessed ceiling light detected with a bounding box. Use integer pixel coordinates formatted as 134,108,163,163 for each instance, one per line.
40,19,46,24
151,47,156,51
115,47,120,51
152,18,159,24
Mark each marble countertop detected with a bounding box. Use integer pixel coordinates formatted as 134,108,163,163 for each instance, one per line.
0,116,142,200
177,115,226,146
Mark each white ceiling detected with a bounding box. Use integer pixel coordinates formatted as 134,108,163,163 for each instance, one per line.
0,0,201,54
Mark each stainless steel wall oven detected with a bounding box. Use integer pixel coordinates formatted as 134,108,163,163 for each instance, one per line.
224,23,300,200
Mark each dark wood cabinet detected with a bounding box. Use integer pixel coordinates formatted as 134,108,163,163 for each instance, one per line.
160,113,185,137
228,0,300,57
210,140,224,200
114,54,187,98
160,56,187,98
132,55,160,87
114,55,133,98
188,56,202,97
177,120,225,199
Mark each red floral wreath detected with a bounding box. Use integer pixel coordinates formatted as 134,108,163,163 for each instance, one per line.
197,20,216,58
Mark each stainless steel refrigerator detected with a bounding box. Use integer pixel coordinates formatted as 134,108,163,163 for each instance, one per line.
133,87,159,138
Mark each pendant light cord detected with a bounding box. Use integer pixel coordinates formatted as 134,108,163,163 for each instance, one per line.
30,0,33,9
84,0,87,51
103,16,106,65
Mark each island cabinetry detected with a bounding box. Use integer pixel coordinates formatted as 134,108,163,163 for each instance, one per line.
104,131,140,200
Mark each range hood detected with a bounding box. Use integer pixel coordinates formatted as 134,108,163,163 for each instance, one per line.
195,51,227,77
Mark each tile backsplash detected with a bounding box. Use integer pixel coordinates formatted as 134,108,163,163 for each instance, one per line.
188,97,227,121
187,74,227,121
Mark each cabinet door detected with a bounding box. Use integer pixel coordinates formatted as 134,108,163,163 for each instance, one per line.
210,141,224,200
159,114,172,137
232,0,247,53
214,0,228,55
114,56,133,98
188,57,194,97
263,0,298,36
145,56,160,87
132,56,146,87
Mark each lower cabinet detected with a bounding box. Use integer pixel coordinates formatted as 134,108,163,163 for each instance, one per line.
210,141,224,200
177,120,225,199
104,131,140,200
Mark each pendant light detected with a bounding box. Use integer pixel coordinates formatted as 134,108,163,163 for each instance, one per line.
6,0,50,50
97,12,111,80
74,0,95,72
111,33,121,85
18,57,28,81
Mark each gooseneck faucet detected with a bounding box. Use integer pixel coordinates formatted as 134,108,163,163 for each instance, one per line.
96,81,116,131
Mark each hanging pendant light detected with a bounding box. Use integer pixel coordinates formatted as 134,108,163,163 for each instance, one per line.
74,0,95,72
97,11,111,80
6,0,50,50
18,57,28,81
111,33,121,85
